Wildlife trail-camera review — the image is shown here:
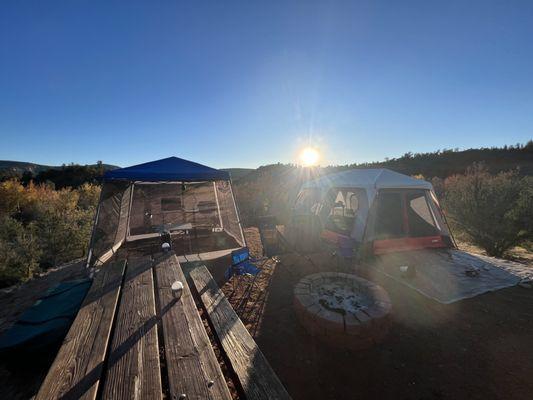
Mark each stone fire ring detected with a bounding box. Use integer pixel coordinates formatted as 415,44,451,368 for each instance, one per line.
294,272,392,350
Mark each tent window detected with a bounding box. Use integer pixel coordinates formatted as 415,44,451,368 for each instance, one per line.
374,192,404,239
324,189,360,235
406,191,439,237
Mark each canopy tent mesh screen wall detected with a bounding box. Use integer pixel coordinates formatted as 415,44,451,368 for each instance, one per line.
87,157,245,267
89,181,132,266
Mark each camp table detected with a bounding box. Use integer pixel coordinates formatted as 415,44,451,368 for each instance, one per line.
36,249,291,400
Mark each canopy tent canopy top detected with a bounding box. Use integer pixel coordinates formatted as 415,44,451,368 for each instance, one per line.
104,156,230,182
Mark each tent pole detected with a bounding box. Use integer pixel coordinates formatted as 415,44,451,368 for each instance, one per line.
85,181,105,268
213,181,224,229
441,208,459,249
125,182,135,241
229,179,246,247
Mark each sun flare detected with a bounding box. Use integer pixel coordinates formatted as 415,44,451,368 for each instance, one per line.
299,147,320,167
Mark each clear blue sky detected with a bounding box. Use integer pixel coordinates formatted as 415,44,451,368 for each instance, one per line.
1,1,532,168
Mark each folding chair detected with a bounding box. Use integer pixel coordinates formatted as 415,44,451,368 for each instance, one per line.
224,247,262,310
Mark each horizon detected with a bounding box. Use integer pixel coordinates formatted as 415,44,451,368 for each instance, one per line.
1,2,533,168
1,140,530,170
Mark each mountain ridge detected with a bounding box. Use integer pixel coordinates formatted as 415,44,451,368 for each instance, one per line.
0,160,119,174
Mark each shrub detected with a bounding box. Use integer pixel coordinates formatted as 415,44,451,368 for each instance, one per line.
0,180,27,215
77,182,101,210
444,164,532,257
0,216,41,286
36,200,95,267
0,181,100,286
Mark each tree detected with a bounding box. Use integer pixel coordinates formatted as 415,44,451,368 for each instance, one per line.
444,164,532,257
35,188,94,267
0,216,41,286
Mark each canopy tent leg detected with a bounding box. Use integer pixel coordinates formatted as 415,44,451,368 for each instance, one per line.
125,182,135,240
85,186,105,268
213,181,224,229
229,181,246,247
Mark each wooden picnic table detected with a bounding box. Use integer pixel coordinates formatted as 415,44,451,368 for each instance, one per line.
36,250,291,400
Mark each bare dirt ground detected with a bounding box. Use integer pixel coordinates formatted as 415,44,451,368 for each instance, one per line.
456,240,533,265
223,228,533,400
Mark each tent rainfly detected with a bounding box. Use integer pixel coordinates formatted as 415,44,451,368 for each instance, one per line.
87,157,245,267
291,168,454,255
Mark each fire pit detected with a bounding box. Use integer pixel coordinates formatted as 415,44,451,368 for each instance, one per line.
294,272,392,350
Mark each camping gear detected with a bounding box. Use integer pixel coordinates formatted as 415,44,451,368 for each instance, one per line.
87,156,245,267
224,247,262,313
224,247,261,280
287,168,454,257
0,279,91,357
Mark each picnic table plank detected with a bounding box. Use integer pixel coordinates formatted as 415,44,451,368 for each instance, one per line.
190,265,292,400
36,260,126,400
154,254,232,400
101,256,162,400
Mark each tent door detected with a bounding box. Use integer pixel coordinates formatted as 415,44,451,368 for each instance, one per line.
371,189,448,255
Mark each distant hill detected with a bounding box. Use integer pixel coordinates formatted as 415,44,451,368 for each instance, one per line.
236,142,533,184
0,160,119,188
221,168,253,180
342,143,533,178
0,160,118,174
0,160,54,174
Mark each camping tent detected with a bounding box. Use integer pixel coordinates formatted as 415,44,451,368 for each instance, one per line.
87,157,245,267
290,168,454,255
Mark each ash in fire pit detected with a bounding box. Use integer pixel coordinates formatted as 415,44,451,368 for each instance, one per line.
294,272,392,350
316,281,371,315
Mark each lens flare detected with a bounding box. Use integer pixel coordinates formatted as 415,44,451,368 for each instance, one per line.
299,147,320,166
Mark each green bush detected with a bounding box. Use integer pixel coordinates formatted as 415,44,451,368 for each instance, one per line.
0,216,41,286
36,199,95,268
444,164,532,257
0,180,100,287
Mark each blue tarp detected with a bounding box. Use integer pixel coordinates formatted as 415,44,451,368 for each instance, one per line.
104,156,230,182
0,279,91,355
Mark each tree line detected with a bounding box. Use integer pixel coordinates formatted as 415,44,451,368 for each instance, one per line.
0,162,109,189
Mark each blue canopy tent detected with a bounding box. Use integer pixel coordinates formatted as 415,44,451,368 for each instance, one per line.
88,157,245,266
104,156,230,182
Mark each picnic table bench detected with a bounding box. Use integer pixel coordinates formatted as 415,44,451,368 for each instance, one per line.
36,252,290,400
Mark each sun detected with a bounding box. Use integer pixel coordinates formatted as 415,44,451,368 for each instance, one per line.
299,147,320,167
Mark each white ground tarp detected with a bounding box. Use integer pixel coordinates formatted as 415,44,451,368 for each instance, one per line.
371,249,531,304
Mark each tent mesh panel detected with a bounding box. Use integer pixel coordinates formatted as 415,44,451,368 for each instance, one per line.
215,180,244,246
90,181,130,265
